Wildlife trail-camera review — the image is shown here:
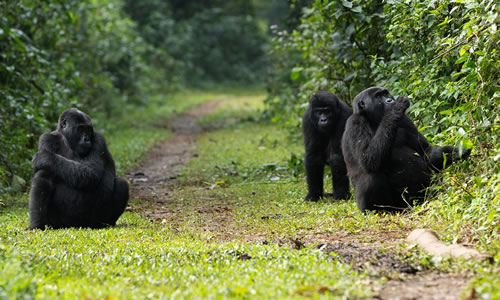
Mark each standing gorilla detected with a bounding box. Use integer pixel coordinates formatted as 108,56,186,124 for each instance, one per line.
302,91,353,201
29,108,129,229
341,87,470,212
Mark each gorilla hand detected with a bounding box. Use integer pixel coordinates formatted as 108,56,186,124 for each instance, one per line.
394,96,410,113
32,151,56,173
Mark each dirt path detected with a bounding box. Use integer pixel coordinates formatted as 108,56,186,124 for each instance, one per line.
126,99,471,300
126,100,223,220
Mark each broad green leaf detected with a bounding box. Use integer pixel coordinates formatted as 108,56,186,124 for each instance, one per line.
342,1,353,8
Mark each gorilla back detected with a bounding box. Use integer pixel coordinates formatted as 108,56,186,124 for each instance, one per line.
29,108,129,229
341,87,470,212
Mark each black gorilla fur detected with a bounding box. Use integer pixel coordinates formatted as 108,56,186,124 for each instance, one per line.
302,91,353,201
341,87,470,212
29,108,129,229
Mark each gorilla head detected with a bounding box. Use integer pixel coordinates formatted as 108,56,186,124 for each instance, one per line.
353,87,399,124
308,91,341,133
57,108,94,157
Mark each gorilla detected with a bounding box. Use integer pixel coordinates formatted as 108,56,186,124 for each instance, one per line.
341,87,470,212
302,91,353,201
29,108,129,229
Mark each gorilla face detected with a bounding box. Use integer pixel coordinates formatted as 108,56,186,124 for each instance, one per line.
58,109,95,157
309,92,339,133
353,87,395,125
312,106,333,133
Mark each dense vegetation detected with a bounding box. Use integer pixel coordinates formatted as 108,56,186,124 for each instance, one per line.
266,0,499,250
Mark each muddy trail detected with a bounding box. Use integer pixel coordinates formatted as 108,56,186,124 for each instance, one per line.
126,99,471,300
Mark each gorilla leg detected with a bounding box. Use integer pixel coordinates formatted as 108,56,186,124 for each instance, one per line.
426,146,471,171
304,154,325,201
97,178,129,227
329,154,350,200
110,178,129,224
355,174,406,213
29,170,54,229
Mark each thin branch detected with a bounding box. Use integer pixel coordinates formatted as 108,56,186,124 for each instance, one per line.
29,80,45,95
431,26,489,62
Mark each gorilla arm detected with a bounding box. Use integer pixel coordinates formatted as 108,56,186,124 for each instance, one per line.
398,115,470,170
32,133,109,189
302,112,328,200
350,97,410,173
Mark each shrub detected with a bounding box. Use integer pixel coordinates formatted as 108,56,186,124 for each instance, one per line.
0,0,168,190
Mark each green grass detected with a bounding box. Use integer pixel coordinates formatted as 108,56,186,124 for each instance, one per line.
197,93,267,129
0,209,371,299
0,89,498,299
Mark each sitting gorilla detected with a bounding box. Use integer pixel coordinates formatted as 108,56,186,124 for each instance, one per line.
302,91,353,201
341,87,470,212
29,108,129,229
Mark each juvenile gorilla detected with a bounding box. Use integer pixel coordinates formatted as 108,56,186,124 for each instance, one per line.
29,108,129,229
302,91,353,201
341,87,470,212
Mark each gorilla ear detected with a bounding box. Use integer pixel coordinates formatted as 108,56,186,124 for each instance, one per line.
357,100,365,110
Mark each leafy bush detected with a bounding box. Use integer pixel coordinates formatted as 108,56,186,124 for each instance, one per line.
376,0,499,251
265,0,388,130
0,0,170,191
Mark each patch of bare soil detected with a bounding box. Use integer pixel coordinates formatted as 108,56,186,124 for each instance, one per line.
376,273,471,300
320,242,417,275
126,99,471,300
125,99,225,219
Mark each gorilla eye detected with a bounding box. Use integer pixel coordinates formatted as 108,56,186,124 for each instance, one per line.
385,97,394,104
61,120,67,128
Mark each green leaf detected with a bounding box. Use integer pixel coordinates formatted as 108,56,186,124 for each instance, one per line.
455,55,468,64
342,1,353,8
290,67,303,80
438,16,449,27
351,6,362,13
